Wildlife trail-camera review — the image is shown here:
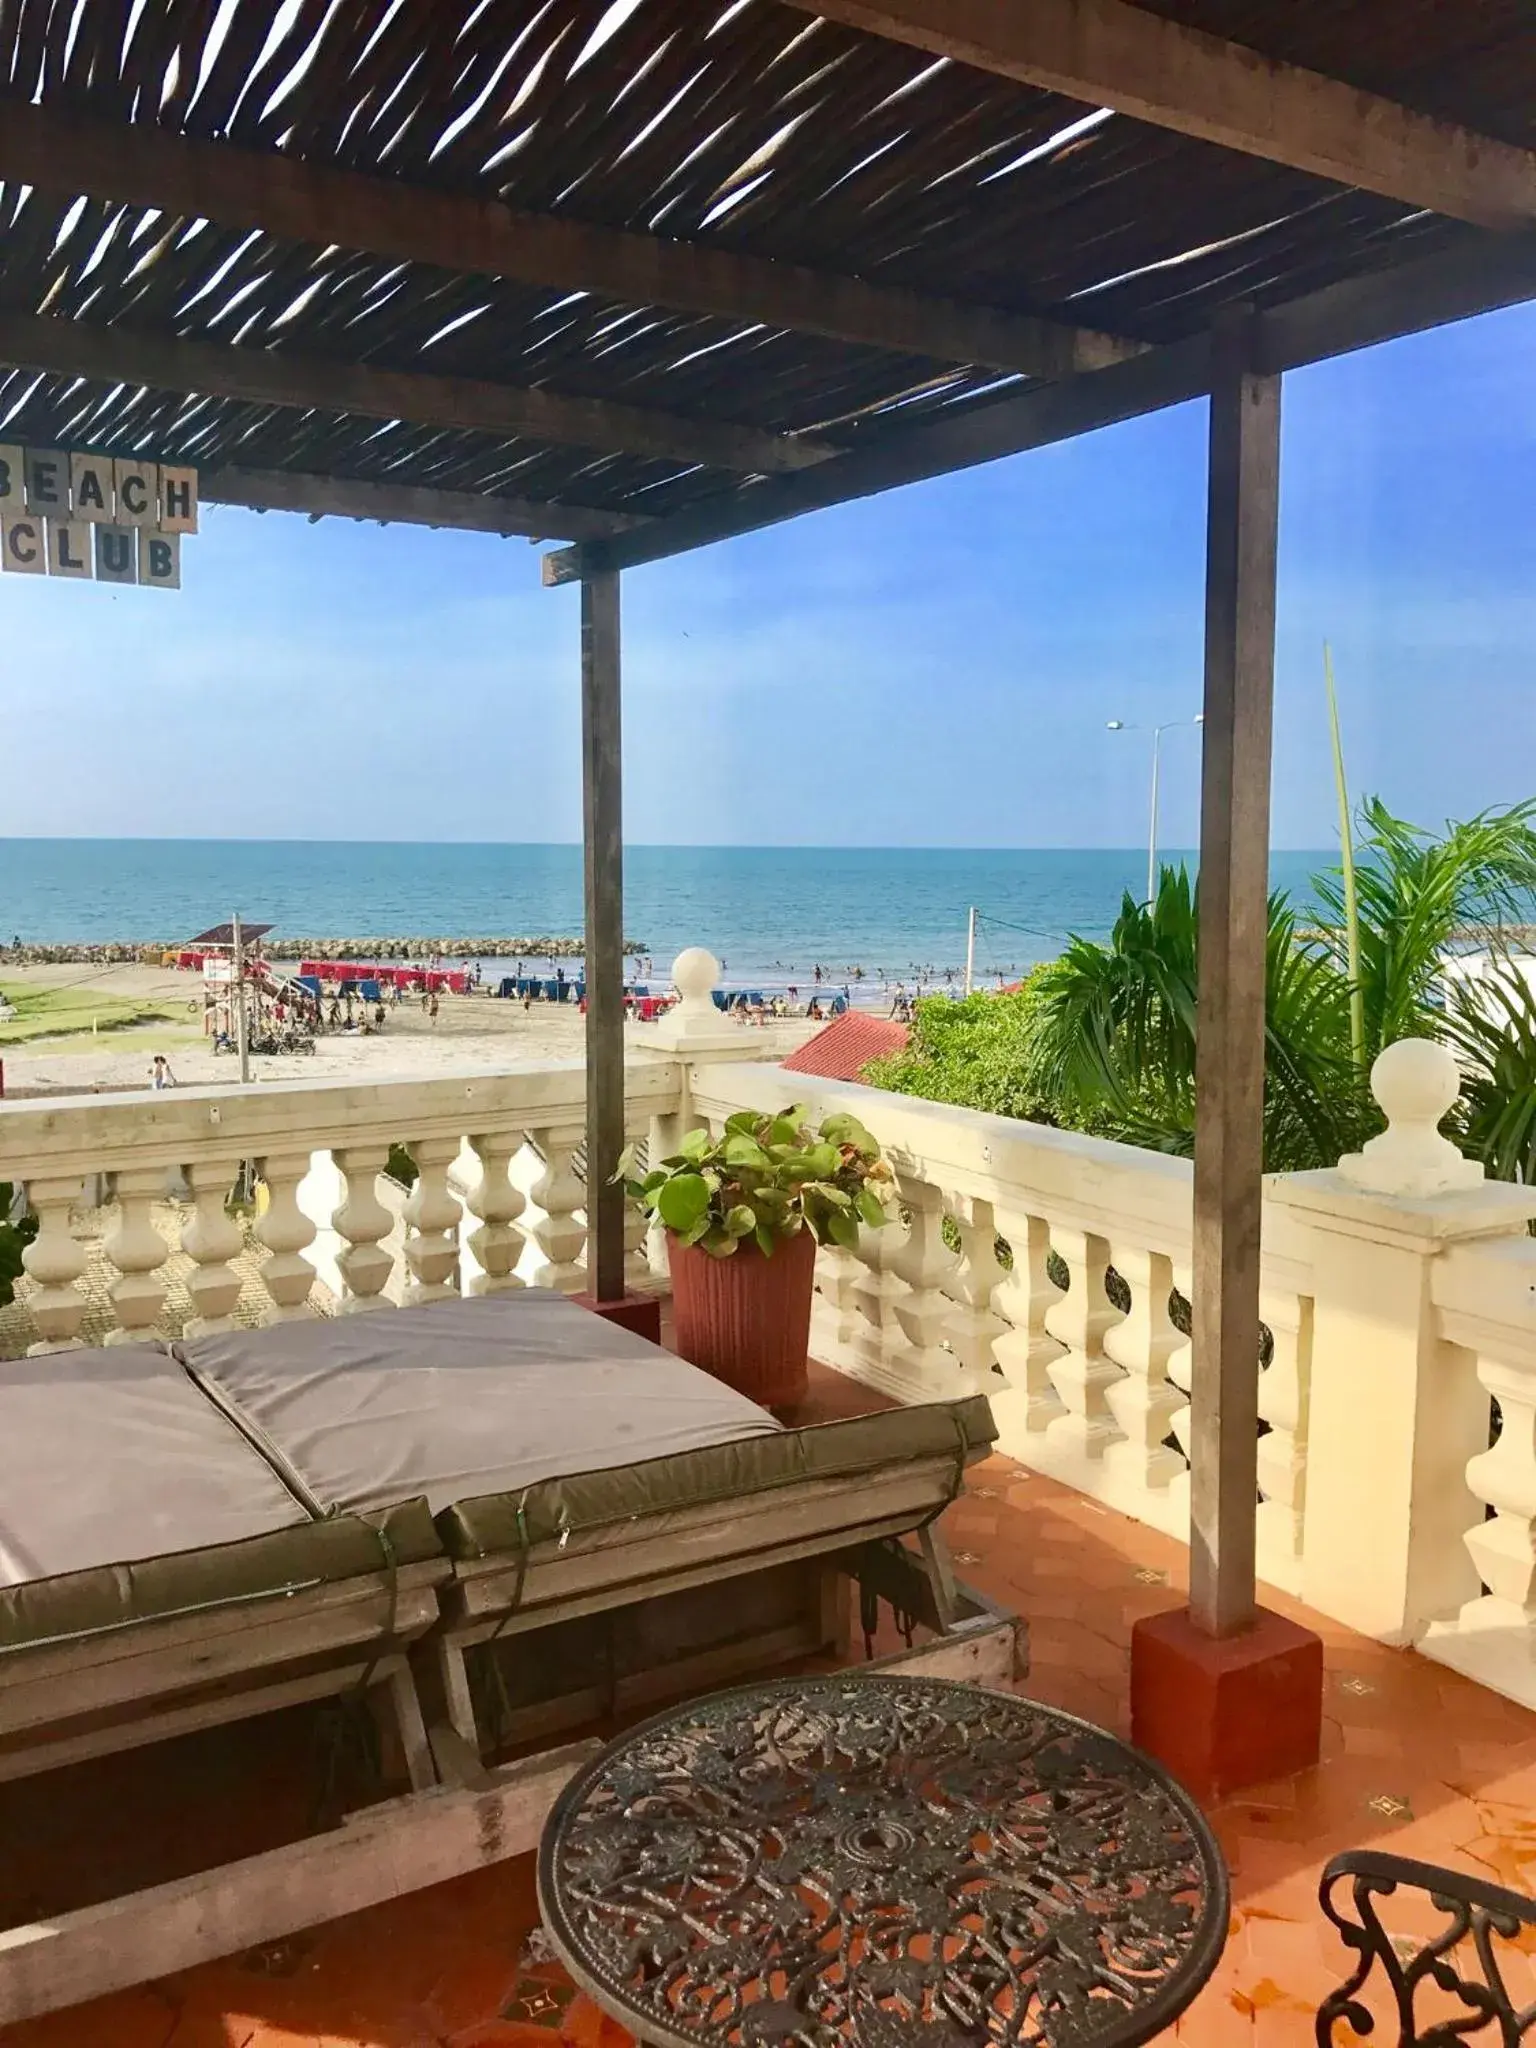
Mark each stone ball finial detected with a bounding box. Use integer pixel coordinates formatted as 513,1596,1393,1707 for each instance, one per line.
1370,1037,1461,1131
1338,1035,1483,1198
671,947,720,1006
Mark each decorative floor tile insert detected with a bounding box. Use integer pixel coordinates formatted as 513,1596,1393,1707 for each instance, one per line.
1134,1566,1170,1585
1366,1794,1413,1820
502,1978,577,2028
1337,1675,1377,1697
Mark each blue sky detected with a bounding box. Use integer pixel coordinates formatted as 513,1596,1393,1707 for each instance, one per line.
3,298,1531,848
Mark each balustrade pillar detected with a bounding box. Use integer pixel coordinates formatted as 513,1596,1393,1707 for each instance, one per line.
621,1130,652,1292
254,1152,319,1322
943,1194,1008,1394
331,1144,398,1310
1101,1246,1185,1509
988,1208,1067,1441
101,1167,171,1343
517,1126,587,1292
888,1175,959,1395
180,1158,246,1334
1255,1290,1313,1590
462,1131,526,1297
1041,1227,1127,1465
21,1175,87,1354
400,1137,464,1305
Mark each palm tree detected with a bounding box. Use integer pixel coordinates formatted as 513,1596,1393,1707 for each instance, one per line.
1025,867,1366,1171
1311,798,1536,1060
1025,799,1536,1176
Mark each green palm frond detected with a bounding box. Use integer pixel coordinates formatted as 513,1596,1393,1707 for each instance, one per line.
1443,964,1536,1185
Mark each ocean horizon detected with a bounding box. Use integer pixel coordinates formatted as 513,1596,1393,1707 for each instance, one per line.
0,841,1334,991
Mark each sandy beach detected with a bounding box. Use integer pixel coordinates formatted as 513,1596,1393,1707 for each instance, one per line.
0,961,604,1093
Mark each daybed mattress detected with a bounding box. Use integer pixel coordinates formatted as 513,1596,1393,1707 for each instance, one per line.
177,1294,997,1564
0,1344,436,1653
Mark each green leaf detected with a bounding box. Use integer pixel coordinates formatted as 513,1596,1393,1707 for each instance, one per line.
679,1214,713,1247
724,1204,757,1238
679,1127,713,1162
754,1223,778,1258
821,1112,878,1155
611,1142,640,1185
856,1186,888,1228
722,1135,771,1170
824,1207,860,1250
804,1181,851,1206
656,1173,711,1233
724,1110,764,1137
702,1227,738,1259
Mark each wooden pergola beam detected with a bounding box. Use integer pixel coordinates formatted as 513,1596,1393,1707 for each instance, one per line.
543,234,1536,580
782,0,1536,230
0,102,1133,382
0,313,834,477
201,467,644,543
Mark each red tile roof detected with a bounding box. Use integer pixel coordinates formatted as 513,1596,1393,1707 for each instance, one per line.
781,1011,909,1082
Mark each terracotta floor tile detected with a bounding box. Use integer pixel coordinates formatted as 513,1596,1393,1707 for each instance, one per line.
4,1415,1534,2048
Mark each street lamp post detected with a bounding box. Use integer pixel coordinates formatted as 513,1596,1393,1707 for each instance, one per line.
1106,715,1204,904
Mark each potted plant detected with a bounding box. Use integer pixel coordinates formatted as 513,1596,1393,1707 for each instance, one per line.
618,1107,894,1407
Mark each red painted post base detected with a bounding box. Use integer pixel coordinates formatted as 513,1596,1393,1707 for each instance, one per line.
1130,1603,1324,1802
570,1290,663,1347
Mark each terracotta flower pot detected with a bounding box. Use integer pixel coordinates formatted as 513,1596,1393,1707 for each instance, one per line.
666,1225,818,1409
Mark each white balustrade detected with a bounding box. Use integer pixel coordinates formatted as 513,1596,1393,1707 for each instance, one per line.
255,1151,319,1322
887,1174,960,1393
1040,1227,1128,1471
462,1131,526,1297
330,1144,398,1311
1101,1246,1185,1518
1422,1234,1536,1706
101,1168,172,1343
180,1156,247,1334
989,1206,1066,1435
0,1058,684,1349
1254,1289,1313,1592
19,1175,88,1353
943,1194,1009,1394
517,1126,588,1293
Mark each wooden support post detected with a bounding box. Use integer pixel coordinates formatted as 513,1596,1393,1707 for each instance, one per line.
581,570,626,1304
1130,312,1322,1800
1189,312,1279,1638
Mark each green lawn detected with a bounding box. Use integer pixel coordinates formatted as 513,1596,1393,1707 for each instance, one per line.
0,982,185,1046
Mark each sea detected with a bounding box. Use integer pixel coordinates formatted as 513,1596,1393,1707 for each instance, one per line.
0,841,1331,997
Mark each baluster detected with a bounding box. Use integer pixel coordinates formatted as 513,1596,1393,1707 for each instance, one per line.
101,1167,171,1343
400,1136,464,1305
622,1130,651,1293
254,1151,319,1322
1101,1246,1185,1506
1256,1291,1313,1587
518,1126,588,1292
1450,1349,1536,1649
943,1194,1009,1394
1041,1227,1127,1462
463,1130,526,1297
888,1175,959,1395
21,1175,87,1354
331,1144,398,1310
1163,1263,1195,1518
180,1157,246,1335
644,1112,680,1283
990,1207,1067,1433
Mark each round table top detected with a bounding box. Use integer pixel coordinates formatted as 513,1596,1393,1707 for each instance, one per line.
537,1673,1229,2048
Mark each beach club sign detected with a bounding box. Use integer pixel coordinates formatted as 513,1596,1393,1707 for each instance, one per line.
0,445,196,591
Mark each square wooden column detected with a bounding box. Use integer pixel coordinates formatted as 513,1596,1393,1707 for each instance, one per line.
1131,314,1321,1798
580,569,628,1307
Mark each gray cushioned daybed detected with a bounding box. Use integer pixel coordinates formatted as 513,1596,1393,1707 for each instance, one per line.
0,1341,447,1787
176,1292,1005,1756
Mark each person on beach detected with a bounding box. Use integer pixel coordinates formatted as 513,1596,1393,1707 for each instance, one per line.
428,992,440,1025
149,1054,176,1090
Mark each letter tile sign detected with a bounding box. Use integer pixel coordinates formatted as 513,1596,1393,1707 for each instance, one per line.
0,444,194,590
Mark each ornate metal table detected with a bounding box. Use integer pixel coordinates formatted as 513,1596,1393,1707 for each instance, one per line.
537,1674,1229,2048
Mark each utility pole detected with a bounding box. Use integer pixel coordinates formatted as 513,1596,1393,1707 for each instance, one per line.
964,907,977,997
231,911,250,1084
